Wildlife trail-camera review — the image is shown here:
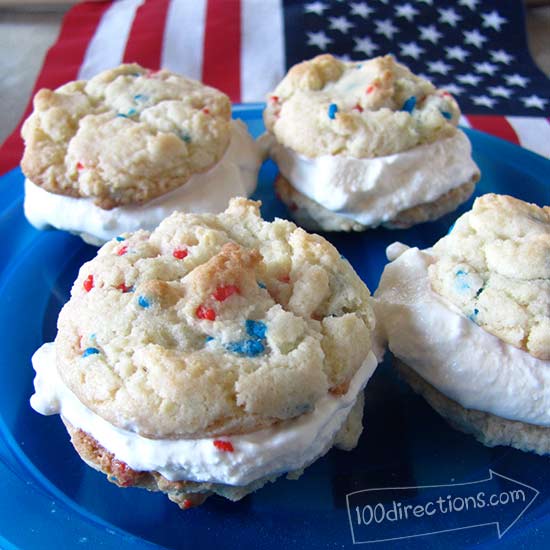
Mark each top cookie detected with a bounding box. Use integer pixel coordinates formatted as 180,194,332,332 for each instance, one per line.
263,54,460,158
55,198,375,439
21,64,231,209
429,194,550,360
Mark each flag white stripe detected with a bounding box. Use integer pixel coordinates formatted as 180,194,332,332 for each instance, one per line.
78,0,143,80
241,0,285,103
506,116,550,159
161,0,207,80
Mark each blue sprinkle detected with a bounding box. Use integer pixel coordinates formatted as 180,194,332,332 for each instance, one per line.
328,103,338,119
401,96,417,113
115,236,125,242
133,94,147,101
90,333,96,340
116,113,129,118
468,308,480,322
246,320,267,340
180,133,192,143
475,287,484,298
447,222,456,234
82,347,100,358
205,335,214,343
131,73,141,77
127,108,137,116
257,281,266,289
455,270,467,276
441,110,452,120
474,308,479,316
138,296,150,308
226,339,265,357
355,64,362,69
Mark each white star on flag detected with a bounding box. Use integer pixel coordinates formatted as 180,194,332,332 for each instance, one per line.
350,2,373,18
446,45,469,62
395,3,418,22
354,36,378,56
521,95,547,110
417,0,433,5
304,2,328,16
464,29,487,48
439,8,461,26
419,25,442,44
488,86,512,98
472,95,497,108
459,0,479,10
505,73,529,87
307,31,332,50
482,10,507,31
475,61,498,75
428,60,452,75
329,16,354,34
400,41,425,60
441,83,465,95
490,50,513,64
457,73,483,86
375,19,399,39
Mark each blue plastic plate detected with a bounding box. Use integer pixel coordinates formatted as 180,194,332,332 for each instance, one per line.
0,105,548,550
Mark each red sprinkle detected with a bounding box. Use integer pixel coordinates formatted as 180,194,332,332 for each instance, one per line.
173,248,188,260
202,108,210,114
83,274,94,292
182,499,193,509
212,284,239,302
196,305,216,321
117,245,128,256
76,162,84,170
442,91,452,97
117,283,131,293
213,440,234,452
352,103,364,112
270,95,279,102
278,274,291,283
366,85,375,94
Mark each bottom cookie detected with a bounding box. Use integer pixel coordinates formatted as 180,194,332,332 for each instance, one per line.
395,359,549,455
274,175,477,232
62,390,365,509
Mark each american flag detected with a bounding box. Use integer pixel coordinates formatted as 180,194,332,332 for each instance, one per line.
1,0,549,175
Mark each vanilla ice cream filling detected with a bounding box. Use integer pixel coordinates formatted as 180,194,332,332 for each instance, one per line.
30,343,378,486
374,245,550,427
267,130,479,226
24,120,262,246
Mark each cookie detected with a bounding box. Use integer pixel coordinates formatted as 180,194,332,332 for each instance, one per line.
30,198,379,507
374,194,550,454
262,54,480,230
22,63,262,245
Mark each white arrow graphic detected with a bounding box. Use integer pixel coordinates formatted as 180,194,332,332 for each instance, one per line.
346,470,539,544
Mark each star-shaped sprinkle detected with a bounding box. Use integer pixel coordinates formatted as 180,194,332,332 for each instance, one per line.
375,18,399,39
307,31,332,50
428,60,452,75
482,10,507,31
419,25,442,44
521,95,547,110
505,73,529,87
329,16,353,33
464,29,487,48
459,0,478,10
446,45,469,62
395,3,418,22
400,41,425,60
490,49,513,64
350,2,373,18
354,36,379,56
304,2,328,15
457,73,483,86
475,61,498,75
472,95,496,108
439,7,461,26
488,86,512,98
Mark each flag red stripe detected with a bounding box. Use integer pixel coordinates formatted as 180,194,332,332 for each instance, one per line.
465,115,521,146
202,0,241,102
122,0,170,69
0,1,112,175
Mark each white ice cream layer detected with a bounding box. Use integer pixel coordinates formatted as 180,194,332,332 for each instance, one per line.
30,343,378,486
267,130,479,226
374,245,550,427
24,120,262,246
